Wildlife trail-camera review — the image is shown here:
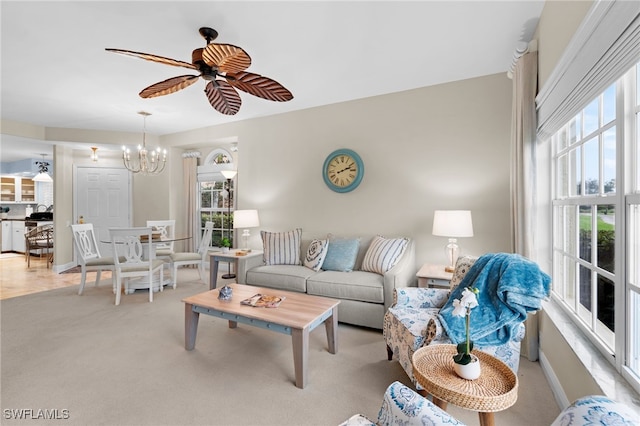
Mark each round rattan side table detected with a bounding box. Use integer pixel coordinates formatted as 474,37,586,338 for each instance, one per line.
412,344,518,426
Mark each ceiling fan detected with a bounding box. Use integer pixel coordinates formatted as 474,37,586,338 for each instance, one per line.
106,27,293,115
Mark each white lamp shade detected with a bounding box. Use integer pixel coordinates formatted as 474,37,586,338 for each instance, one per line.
33,172,53,183
233,209,260,229
432,210,474,237
221,170,237,179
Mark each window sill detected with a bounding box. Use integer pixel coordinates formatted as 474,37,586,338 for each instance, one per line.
542,299,640,410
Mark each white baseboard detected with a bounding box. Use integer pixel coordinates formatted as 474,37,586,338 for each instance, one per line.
54,261,76,274
539,350,570,409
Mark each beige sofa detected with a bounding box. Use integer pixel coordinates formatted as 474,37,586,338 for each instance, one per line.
236,236,416,329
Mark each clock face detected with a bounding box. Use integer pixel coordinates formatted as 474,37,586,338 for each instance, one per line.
323,149,364,193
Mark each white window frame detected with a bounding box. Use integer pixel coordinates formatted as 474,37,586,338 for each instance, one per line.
537,1,640,395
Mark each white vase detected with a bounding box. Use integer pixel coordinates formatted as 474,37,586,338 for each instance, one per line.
222,247,230,253
454,355,481,380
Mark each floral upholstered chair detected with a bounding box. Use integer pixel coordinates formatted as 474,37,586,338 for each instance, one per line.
339,382,639,426
339,381,464,426
382,255,526,390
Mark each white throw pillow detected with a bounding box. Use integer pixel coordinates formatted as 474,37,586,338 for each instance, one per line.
303,239,329,271
261,228,302,265
361,235,409,275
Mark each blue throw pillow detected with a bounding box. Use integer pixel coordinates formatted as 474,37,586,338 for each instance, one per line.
322,238,360,272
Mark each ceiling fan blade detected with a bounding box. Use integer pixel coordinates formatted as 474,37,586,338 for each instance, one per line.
106,48,196,70
204,80,241,115
226,72,293,102
139,75,200,98
202,43,251,74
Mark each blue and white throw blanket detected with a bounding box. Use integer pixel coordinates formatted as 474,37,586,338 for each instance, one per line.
437,253,551,346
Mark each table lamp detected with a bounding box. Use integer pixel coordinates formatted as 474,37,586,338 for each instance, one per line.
233,209,260,251
432,210,474,272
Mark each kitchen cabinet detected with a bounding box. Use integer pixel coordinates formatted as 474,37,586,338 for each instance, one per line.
21,178,35,203
1,177,16,203
1,221,11,251
0,177,36,204
11,221,25,253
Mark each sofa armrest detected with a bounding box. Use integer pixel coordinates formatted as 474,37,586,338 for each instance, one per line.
236,254,265,284
382,239,417,312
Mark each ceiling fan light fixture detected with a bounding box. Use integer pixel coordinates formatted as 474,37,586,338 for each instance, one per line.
106,26,293,116
122,112,167,175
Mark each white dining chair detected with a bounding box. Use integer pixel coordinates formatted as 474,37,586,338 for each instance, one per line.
71,223,117,296
169,221,214,288
146,220,175,260
109,227,165,305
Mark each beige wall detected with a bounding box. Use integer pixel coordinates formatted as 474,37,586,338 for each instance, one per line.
539,312,601,398
53,145,73,267
535,0,592,89
163,73,514,269
6,70,514,279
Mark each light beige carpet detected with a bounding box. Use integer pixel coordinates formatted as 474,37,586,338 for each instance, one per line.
0,269,560,425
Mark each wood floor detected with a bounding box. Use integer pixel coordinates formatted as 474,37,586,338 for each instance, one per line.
0,253,87,300
0,252,233,300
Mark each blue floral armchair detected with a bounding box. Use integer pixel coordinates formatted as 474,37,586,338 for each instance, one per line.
382,255,524,389
339,381,464,426
339,382,638,426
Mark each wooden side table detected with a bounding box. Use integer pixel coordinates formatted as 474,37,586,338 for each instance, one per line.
209,250,263,290
412,344,518,426
416,263,453,288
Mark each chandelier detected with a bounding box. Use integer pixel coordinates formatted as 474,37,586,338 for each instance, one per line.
122,111,167,175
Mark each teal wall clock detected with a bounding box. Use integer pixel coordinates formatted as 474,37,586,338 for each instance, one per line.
322,149,364,193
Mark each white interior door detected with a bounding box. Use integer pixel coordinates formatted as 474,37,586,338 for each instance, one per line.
75,167,131,255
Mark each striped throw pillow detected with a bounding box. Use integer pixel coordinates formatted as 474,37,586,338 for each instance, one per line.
261,228,302,265
361,236,409,275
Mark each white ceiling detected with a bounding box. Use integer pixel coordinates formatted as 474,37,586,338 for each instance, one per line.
0,1,544,162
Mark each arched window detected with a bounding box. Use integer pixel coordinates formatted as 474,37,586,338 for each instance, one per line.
197,148,236,247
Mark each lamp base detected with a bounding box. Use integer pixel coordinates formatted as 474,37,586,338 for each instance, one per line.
222,273,236,279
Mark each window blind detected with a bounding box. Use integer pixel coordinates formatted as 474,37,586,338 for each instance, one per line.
536,0,640,140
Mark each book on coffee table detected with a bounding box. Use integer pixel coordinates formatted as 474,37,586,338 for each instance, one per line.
240,293,285,308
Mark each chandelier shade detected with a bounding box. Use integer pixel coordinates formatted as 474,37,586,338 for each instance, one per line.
122,112,167,175
33,154,53,182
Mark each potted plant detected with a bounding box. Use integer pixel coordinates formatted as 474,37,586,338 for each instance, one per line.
0,206,10,219
451,286,481,380
220,237,232,253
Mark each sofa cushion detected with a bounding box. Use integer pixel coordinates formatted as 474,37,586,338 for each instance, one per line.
322,237,360,272
245,264,313,293
361,235,409,275
260,228,302,266
303,239,329,271
307,270,384,303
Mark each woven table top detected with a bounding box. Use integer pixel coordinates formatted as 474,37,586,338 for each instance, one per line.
412,344,518,412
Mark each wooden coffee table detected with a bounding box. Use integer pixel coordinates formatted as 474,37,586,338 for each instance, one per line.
182,283,340,389
412,345,518,426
